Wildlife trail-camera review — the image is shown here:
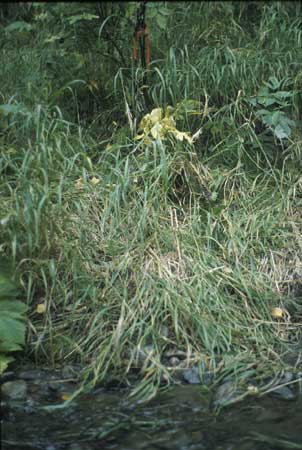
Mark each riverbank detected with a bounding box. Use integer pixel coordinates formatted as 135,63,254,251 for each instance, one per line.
1,2,302,402
2,133,302,401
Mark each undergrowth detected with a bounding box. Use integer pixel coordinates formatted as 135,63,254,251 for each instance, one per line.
1,2,302,402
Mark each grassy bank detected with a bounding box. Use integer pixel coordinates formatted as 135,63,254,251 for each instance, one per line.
1,2,302,400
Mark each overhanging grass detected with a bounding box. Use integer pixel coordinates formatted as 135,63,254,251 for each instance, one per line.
1,125,301,397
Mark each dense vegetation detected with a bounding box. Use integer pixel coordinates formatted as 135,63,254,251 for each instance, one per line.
1,2,302,400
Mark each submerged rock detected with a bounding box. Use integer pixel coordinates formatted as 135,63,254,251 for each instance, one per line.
18,369,46,381
1,380,27,400
212,381,241,408
264,372,296,401
281,344,302,367
270,385,296,401
160,385,210,412
281,371,294,383
183,366,200,384
183,365,213,385
23,398,37,414
62,364,82,379
127,344,155,367
0,371,15,383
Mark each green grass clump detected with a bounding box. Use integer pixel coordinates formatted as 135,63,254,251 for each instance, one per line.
1,2,302,401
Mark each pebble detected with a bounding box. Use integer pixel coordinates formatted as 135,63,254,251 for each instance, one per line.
169,356,180,366
1,380,27,400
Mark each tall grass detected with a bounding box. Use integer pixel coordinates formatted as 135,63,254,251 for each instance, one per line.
1,2,302,400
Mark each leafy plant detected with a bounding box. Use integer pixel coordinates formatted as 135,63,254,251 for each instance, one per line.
248,77,296,140
147,3,171,31
135,101,202,146
0,259,28,374
5,20,33,33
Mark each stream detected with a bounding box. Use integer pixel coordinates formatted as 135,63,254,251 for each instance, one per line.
2,367,302,450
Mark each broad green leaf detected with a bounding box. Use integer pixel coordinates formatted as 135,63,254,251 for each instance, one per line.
255,109,270,117
148,8,158,19
156,15,167,30
0,354,14,374
261,115,274,126
266,76,282,90
258,97,276,107
248,97,257,106
0,342,23,353
158,7,171,16
0,316,26,352
0,300,27,352
274,123,291,139
0,258,14,278
281,116,295,126
258,87,269,97
274,91,292,99
0,300,28,316
0,267,27,372
271,111,282,126
0,278,18,299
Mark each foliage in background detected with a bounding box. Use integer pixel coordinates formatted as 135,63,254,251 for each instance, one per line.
248,76,296,141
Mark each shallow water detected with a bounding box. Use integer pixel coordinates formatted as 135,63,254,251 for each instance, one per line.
2,380,302,450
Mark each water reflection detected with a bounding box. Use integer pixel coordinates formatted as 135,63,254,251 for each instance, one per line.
2,385,302,450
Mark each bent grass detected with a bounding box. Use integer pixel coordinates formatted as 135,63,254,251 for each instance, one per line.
2,125,301,401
